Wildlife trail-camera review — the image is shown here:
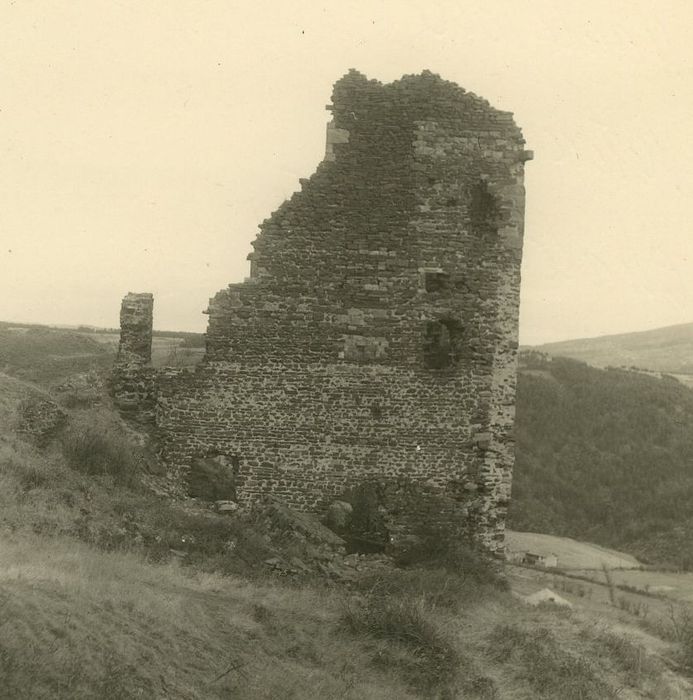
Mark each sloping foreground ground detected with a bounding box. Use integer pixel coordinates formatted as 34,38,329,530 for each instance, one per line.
0,534,415,699
0,359,692,697
1,532,689,700
0,372,50,426
0,417,689,700
505,563,693,698
506,530,641,570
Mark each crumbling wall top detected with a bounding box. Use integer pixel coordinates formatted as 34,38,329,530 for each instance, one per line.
327,69,524,140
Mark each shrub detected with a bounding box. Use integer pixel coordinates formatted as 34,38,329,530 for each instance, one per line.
551,576,589,598
2,453,52,491
61,413,140,487
354,565,489,613
487,624,614,699
341,593,459,695
396,533,507,591
355,568,457,609
106,492,276,576
58,388,100,409
591,630,658,682
616,595,649,618
658,603,693,670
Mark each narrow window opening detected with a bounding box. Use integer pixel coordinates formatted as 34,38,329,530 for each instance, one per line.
423,270,450,293
423,318,463,369
469,181,500,234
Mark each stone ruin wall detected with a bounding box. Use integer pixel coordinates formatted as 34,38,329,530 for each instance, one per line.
112,292,157,422
112,71,531,554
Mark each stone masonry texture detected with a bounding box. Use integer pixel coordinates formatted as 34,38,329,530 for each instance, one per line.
112,71,531,554
112,293,157,422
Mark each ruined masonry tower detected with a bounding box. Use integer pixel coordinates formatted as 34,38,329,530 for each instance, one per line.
113,71,531,553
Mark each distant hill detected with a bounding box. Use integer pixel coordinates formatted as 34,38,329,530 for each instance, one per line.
527,322,693,377
0,326,113,385
0,319,203,341
510,353,693,568
0,322,205,384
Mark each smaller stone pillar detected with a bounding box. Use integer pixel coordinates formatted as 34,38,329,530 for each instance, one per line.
112,292,156,423
117,292,153,365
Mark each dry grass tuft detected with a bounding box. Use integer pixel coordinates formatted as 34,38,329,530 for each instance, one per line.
0,533,418,700
60,411,141,486
487,623,615,699
341,593,460,695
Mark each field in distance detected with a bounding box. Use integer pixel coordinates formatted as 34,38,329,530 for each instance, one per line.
506,530,641,570
0,322,204,384
526,321,693,379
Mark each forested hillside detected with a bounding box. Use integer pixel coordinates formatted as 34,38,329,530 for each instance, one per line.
510,353,693,568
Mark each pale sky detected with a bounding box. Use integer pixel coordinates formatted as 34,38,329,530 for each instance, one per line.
2,1,692,344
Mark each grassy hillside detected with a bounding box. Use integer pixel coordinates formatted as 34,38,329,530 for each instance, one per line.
1,363,688,697
510,354,693,568
3,529,677,700
2,434,661,699
528,322,693,376
1,533,432,699
0,326,113,385
0,373,52,427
